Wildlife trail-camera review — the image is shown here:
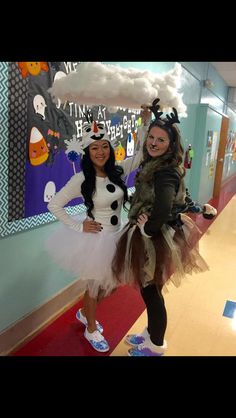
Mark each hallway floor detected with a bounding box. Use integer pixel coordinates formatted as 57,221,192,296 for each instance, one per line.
111,192,236,356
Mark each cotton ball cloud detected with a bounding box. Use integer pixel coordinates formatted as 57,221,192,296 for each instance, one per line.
49,62,187,117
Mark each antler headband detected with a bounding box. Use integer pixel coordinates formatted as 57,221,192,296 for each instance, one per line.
148,98,180,126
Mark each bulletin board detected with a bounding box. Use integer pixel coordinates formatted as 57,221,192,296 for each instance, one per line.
0,62,140,237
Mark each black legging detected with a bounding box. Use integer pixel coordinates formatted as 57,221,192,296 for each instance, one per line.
140,283,167,346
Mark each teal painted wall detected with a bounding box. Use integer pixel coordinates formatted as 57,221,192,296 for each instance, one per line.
105,62,174,73
0,221,79,331
177,66,202,188
181,62,228,102
189,105,223,203
207,64,228,101
189,104,208,200
0,61,235,334
181,62,209,82
198,106,222,203
223,107,236,181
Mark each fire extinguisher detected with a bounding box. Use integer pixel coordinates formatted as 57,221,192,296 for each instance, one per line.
184,144,194,169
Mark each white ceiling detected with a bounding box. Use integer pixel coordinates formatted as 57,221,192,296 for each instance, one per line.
211,62,236,87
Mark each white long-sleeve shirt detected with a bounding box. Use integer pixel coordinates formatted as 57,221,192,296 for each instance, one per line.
48,125,148,232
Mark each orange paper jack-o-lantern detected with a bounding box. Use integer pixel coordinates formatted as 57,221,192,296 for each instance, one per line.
18,62,49,77
115,142,125,161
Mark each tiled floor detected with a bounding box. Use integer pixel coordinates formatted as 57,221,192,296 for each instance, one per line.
111,195,236,356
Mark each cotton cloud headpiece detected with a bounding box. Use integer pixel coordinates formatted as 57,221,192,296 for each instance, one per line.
49,62,187,117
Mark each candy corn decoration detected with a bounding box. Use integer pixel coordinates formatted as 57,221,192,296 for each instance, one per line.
29,127,49,166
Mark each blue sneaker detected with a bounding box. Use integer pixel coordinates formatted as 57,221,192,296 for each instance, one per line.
76,308,104,334
127,339,167,356
125,327,149,347
84,328,110,353
128,346,163,356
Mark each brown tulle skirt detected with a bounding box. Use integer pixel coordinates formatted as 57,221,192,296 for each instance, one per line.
111,215,209,290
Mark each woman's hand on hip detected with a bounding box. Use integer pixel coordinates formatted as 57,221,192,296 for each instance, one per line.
83,219,103,233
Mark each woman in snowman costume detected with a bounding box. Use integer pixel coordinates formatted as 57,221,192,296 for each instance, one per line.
47,110,149,353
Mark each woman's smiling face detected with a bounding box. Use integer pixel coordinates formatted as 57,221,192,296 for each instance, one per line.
89,140,110,169
146,126,170,158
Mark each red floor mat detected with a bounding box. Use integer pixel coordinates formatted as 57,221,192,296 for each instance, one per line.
13,285,145,356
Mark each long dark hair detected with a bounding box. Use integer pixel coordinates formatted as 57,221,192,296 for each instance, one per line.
80,142,128,219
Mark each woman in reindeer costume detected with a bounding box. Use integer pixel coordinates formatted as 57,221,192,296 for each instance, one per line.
112,99,217,356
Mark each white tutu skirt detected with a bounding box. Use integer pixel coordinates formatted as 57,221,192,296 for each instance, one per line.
46,215,125,298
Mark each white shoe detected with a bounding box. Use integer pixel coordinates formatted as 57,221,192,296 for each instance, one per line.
76,308,103,333
84,328,110,353
128,337,167,356
125,327,150,347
